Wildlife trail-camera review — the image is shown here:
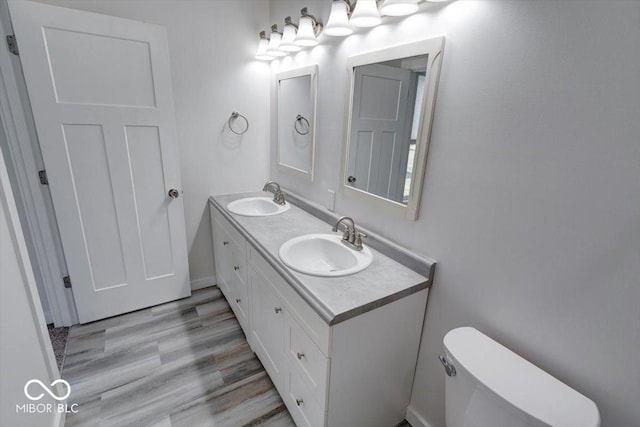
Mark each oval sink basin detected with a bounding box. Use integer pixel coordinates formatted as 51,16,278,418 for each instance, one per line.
227,197,290,217
279,234,373,277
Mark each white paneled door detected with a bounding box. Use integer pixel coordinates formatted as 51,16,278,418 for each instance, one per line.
348,63,411,203
9,0,190,323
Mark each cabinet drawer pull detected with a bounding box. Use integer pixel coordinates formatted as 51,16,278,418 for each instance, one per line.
295,398,303,406
235,298,241,303
223,241,229,246
233,266,240,271
296,352,305,360
274,307,282,314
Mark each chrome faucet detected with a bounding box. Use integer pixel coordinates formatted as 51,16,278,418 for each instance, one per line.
332,216,367,251
263,181,286,205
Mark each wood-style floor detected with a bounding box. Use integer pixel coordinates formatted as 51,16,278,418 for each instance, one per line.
62,286,295,427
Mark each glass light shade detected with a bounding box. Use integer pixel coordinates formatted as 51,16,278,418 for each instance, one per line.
350,0,381,28
324,1,353,37
295,16,319,47
255,38,273,60
266,32,286,57
380,0,419,16
280,24,301,52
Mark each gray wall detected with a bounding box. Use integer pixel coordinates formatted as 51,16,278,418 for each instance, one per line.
33,0,273,290
270,1,640,426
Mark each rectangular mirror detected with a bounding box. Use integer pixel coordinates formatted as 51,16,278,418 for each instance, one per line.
277,65,318,180
342,37,444,220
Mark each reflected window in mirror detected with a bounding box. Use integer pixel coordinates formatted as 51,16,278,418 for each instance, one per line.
343,37,445,220
277,65,318,181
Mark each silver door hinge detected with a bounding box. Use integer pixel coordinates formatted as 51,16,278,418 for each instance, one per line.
63,276,72,289
6,35,18,55
38,170,48,185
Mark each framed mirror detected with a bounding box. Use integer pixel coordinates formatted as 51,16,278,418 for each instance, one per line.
342,37,445,220
277,65,318,180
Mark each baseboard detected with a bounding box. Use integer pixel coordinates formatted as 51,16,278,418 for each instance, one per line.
406,405,434,427
190,276,215,290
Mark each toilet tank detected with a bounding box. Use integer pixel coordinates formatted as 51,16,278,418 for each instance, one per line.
442,327,600,427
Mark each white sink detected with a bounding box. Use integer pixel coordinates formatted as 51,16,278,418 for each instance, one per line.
227,197,290,217
279,234,373,277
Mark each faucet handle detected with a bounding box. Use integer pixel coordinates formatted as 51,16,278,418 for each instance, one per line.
355,232,367,249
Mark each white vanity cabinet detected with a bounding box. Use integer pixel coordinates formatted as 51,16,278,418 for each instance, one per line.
210,206,429,427
210,209,250,333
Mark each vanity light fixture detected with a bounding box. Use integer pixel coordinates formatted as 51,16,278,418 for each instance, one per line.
255,31,273,60
350,0,382,28
266,25,287,57
325,0,354,37
280,17,301,52
380,0,419,16
295,7,323,47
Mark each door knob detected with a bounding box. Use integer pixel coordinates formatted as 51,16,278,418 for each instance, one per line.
347,176,356,184
168,188,180,199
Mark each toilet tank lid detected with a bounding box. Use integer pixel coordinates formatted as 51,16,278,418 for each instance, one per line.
443,327,600,427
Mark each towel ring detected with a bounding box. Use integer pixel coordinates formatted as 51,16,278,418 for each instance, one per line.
294,114,310,136
228,112,249,135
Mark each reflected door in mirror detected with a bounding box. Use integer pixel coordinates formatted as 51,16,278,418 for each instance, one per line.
348,63,412,203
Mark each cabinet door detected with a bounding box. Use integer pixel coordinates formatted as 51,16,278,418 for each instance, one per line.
249,265,286,391
210,211,232,297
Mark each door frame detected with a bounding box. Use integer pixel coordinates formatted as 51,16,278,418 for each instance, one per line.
0,2,77,326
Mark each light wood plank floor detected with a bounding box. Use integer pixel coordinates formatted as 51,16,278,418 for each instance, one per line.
62,286,295,427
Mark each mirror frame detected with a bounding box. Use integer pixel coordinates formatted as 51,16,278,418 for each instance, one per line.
341,37,445,220
276,64,318,181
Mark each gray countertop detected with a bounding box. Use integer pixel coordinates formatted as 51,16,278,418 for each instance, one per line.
209,192,429,326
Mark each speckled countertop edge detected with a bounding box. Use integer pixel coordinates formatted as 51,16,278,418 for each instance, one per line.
209,192,431,326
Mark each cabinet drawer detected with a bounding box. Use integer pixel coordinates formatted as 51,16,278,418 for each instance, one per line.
212,208,245,249
287,313,329,404
287,370,325,427
249,247,330,356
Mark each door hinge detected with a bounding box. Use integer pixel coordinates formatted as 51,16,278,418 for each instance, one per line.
6,35,19,56
38,170,49,185
63,276,72,289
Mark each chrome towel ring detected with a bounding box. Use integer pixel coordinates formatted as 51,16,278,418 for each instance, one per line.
228,112,249,135
294,114,310,135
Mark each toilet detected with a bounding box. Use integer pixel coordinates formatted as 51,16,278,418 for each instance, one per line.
441,327,600,427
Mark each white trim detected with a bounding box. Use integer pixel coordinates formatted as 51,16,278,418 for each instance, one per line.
0,1,77,326
405,404,434,427
191,276,215,290
1,129,65,427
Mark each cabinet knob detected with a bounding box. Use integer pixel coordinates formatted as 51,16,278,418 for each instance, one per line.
297,352,305,360
223,241,229,246
274,307,282,314
233,266,240,271
296,398,304,406
235,298,241,303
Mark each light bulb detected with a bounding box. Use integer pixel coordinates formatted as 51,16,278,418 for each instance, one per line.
380,0,419,17
325,1,353,37
295,16,319,47
255,37,273,60
280,19,301,52
266,27,286,57
350,0,381,28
